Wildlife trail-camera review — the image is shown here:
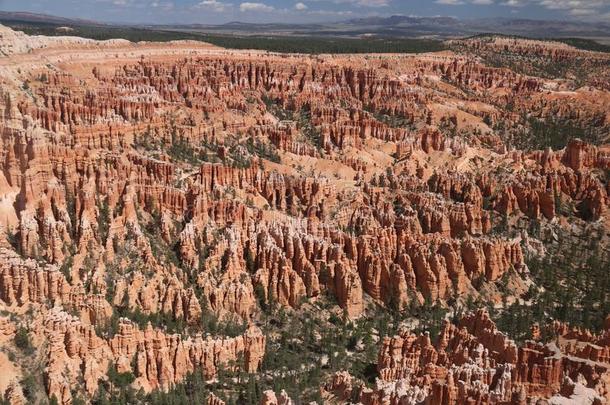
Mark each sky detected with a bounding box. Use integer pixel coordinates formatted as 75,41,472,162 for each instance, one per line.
1,0,609,25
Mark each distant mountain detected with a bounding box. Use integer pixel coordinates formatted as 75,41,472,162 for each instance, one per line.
1,11,609,40
160,15,610,39
346,15,461,27
331,15,610,38
0,11,100,26
465,17,610,38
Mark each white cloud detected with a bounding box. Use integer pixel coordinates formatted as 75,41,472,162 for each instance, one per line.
356,0,390,5
295,2,308,10
151,1,174,10
501,0,526,6
196,0,232,11
309,0,390,6
306,9,354,15
537,0,607,15
239,2,274,11
436,0,494,4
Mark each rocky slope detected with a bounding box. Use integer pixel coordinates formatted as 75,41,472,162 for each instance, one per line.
324,310,610,404
0,25,608,404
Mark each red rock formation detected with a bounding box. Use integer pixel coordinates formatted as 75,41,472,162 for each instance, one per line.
3,381,26,405
42,308,265,402
360,310,610,404
259,390,294,405
206,393,226,405
0,24,608,404
0,315,16,344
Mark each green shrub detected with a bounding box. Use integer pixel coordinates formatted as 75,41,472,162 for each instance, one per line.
108,364,135,389
14,327,33,354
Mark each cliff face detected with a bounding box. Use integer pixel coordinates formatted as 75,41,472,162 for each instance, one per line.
0,25,608,404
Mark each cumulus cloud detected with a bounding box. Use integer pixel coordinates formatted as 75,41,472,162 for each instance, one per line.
151,0,174,10
239,2,274,12
195,0,231,12
436,0,464,4
308,0,390,6
306,9,354,15
356,0,390,5
295,2,308,10
436,0,494,5
537,0,608,16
